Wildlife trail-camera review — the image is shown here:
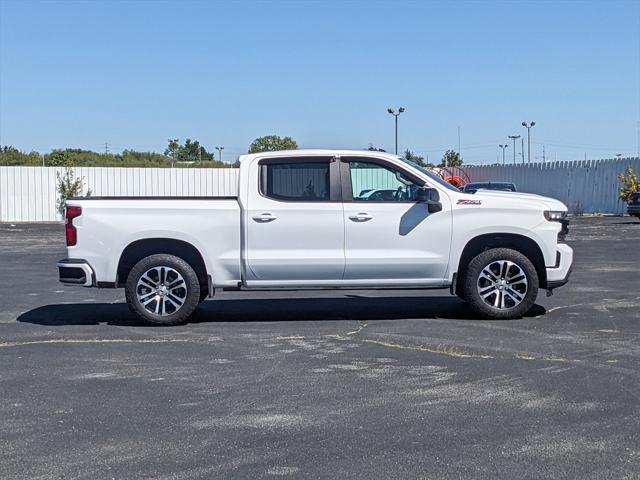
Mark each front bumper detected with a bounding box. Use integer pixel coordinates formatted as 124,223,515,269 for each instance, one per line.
545,243,573,289
57,258,95,287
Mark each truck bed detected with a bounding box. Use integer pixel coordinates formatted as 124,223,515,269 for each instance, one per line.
66,196,242,287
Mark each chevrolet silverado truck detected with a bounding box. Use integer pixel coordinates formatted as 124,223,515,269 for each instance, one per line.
58,150,573,325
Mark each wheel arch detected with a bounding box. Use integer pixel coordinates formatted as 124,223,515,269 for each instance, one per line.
454,233,548,294
117,238,208,288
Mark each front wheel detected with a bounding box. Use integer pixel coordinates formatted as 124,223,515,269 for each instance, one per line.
462,248,539,319
125,254,201,326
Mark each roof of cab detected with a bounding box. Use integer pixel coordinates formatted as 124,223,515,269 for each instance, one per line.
238,149,401,163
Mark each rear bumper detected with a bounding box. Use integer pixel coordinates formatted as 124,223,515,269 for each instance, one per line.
627,205,640,217
545,243,573,289
57,258,95,287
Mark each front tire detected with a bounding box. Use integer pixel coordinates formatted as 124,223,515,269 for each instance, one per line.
463,248,539,319
125,254,201,326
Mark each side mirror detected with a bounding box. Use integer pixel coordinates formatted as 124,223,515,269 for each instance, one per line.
416,187,442,213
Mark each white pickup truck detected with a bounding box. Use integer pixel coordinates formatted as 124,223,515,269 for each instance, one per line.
58,150,572,325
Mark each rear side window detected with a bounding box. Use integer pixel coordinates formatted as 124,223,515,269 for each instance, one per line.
261,160,331,201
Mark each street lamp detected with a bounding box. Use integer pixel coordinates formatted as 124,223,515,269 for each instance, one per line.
215,146,224,162
387,106,405,154
498,144,509,165
521,122,535,164
508,134,521,165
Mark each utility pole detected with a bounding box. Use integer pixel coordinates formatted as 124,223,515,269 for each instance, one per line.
498,144,508,165
521,138,525,165
457,126,461,160
542,145,546,164
104,142,110,155
521,121,535,164
387,107,405,154
508,134,520,165
215,146,224,162
198,146,202,162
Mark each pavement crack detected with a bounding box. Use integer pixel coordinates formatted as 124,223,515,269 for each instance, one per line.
346,321,368,336
365,339,494,359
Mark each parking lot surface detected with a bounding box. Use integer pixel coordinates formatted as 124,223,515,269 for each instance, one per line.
1,217,639,479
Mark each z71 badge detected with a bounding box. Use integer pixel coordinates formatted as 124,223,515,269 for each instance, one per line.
457,199,482,205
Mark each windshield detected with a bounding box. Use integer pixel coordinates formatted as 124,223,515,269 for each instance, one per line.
399,158,461,192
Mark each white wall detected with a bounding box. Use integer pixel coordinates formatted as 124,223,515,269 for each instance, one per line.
462,158,640,214
0,166,239,222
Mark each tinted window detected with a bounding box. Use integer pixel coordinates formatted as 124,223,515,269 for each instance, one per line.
262,161,330,201
349,161,421,201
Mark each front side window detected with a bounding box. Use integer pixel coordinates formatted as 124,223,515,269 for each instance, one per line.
262,160,330,201
349,161,421,201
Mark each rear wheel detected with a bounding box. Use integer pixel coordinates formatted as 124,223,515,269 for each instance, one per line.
125,254,201,326
463,248,538,319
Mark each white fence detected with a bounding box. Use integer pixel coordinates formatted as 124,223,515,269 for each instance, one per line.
2,158,639,221
462,158,640,214
0,167,239,222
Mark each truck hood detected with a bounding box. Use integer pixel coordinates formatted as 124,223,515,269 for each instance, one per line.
473,190,568,211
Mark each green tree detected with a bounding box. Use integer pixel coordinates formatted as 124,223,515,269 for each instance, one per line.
439,149,463,167
181,139,214,162
48,150,72,167
164,138,180,162
248,135,298,153
404,149,434,168
164,138,215,163
56,167,91,215
0,146,41,165
366,144,386,152
618,165,640,202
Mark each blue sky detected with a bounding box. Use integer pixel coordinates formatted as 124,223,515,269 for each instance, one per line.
1,0,639,164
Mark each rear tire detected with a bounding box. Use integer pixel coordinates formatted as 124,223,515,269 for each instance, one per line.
125,254,201,326
463,248,538,319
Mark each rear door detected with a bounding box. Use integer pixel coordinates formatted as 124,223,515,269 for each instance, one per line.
341,157,452,283
245,156,344,283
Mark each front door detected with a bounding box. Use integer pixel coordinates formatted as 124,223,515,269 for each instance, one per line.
341,157,452,284
245,156,344,284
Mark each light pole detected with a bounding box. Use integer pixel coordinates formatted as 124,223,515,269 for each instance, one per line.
499,144,509,165
521,122,535,164
387,106,405,154
508,134,520,165
215,146,224,162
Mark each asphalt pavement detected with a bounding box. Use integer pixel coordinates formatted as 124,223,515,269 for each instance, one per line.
1,217,639,479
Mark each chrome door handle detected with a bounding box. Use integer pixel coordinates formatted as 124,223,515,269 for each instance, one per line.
252,213,277,222
349,213,373,222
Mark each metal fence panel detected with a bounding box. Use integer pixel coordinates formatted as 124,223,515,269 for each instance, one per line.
462,157,640,214
0,167,240,222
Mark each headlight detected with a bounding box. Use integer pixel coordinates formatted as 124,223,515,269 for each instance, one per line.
544,210,567,222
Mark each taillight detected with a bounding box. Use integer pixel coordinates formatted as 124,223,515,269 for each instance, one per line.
65,206,82,246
